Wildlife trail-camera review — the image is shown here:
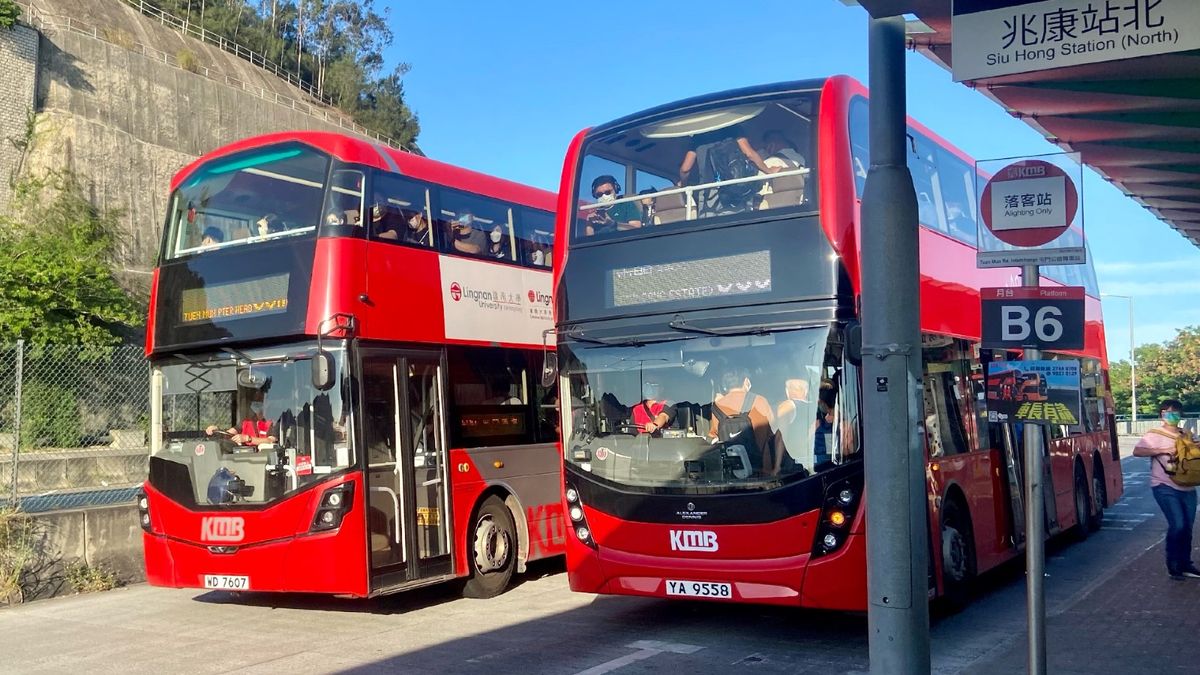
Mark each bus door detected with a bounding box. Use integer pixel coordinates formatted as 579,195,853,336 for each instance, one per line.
360,351,452,592
997,423,1025,548
1010,424,1060,540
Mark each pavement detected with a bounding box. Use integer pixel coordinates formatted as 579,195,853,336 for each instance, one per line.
0,436,1196,674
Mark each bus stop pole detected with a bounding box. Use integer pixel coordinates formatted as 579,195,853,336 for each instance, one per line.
861,14,930,674
1022,264,1047,675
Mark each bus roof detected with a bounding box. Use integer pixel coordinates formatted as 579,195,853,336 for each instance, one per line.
170,131,555,212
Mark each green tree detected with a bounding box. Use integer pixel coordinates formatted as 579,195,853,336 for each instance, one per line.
0,0,20,30
1113,327,1200,416
0,172,144,347
1109,358,1131,416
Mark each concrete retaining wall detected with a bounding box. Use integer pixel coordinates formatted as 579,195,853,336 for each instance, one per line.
14,504,143,602
0,24,39,209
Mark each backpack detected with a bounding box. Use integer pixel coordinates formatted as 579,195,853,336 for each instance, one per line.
700,138,760,210
714,392,757,447
1149,428,1200,487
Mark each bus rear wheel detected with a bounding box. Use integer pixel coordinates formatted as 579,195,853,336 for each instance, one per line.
463,496,517,599
1090,463,1106,532
1072,465,1091,540
940,499,976,611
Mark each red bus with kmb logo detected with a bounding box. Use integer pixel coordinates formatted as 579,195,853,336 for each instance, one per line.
139,131,564,599
548,76,1122,609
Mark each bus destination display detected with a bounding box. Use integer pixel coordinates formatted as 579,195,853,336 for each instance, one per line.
609,250,772,308
180,273,290,324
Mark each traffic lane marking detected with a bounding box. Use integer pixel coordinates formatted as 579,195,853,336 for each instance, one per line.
572,641,703,675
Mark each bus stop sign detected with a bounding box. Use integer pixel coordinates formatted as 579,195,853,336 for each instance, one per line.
981,286,1085,350
981,159,1078,247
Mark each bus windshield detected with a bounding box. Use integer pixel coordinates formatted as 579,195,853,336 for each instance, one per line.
560,326,859,492
152,343,353,506
574,92,818,242
165,143,330,259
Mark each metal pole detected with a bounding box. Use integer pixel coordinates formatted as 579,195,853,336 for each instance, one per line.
862,14,929,674
1022,264,1046,675
11,339,24,506
1129,297,1136,432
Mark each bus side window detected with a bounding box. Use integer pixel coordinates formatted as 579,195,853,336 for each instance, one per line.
447,347,536,448
371,172,433,248
922,338,973,457
517,208,555,268
848,97,869,197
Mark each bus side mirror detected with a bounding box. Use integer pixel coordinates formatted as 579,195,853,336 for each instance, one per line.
541,352,558,388
312,351,335,391
846,323,863,365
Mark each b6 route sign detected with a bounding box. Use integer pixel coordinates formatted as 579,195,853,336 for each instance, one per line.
981,286,1085,350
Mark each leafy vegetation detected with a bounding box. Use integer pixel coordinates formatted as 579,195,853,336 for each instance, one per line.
65,561,119,593
148,0,419,148
1110,326,1200,416
0,0,21,30
0,171,144,347
0,509,34,605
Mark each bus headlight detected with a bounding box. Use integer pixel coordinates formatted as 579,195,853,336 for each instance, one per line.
136,488,152,533
310,482,355,533
565,481,596,549
576,527,591,541
829,510,847,527
838,489,854,506
822,533,838,550
566,487,579,504
812,473,863,558
569,506,583,522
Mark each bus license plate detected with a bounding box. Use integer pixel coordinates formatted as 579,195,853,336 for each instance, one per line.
203,575,250,590
665,580,732,599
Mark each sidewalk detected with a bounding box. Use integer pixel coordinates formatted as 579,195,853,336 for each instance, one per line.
968,528,1200,674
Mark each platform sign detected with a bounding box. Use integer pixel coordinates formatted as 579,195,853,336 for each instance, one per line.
987,359,1081,427
976,154,1086,269
981,286,1085,350
952,0,1200,82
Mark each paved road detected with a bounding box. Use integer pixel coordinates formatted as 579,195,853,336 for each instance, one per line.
0,439,1164,674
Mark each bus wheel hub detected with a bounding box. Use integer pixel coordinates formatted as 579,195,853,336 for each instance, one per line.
473,514,511,573
942,525,966,582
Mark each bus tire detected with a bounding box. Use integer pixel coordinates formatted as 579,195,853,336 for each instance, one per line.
939,497,976,612
462,496,517,599
1072,463,1091,540
1089,460,1106,532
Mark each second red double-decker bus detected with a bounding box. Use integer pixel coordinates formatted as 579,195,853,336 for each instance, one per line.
549,77,1123,609
139,131,563,598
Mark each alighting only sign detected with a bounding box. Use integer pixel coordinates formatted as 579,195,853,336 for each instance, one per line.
977,156,1085,268
952,0,1200,81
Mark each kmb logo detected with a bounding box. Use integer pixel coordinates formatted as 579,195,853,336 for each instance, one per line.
669,529,718,552
450,282,463,302
201,516,245,543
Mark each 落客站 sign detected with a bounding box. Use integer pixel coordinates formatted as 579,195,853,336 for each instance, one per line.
952,0,1200,81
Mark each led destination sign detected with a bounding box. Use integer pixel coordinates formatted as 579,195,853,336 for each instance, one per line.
180,273,290,324
609,250,772,308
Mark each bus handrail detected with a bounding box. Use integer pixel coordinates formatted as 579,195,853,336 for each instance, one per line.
368,485,402,544
577,167,811,214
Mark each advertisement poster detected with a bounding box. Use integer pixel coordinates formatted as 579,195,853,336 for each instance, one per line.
986,359,1081,426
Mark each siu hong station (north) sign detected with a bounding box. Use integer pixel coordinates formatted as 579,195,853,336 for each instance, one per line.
952,0,1200,81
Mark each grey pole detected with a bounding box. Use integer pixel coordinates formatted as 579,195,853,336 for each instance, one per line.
861,14,929,674
1130,296,1136,431
1022,264,1046,675
11,339,24,505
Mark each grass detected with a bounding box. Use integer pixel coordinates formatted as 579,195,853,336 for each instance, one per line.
0,508,34,604
65,561,118,594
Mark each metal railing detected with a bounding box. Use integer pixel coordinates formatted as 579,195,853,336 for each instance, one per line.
17,1,405,149
2,342,149,513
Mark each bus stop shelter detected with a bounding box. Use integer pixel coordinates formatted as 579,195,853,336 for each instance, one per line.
849,0,1200,248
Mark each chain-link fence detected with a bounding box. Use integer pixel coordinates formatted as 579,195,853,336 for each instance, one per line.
0,342,148,513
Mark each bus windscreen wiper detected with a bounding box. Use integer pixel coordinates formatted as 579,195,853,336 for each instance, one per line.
667,316,766,337
563,327,643,347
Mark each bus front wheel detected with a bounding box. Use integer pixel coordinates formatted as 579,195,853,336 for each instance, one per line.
463,496,517,599
940,498,976,611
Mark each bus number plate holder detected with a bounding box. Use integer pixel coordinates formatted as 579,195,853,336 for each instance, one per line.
665,579,732,599
203,574,250,590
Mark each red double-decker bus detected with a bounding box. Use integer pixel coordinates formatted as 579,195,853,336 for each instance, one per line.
139,131,564,599
549,76,1123,609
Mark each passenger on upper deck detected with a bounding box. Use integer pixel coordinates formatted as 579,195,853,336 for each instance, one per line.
404,210,432,246
584,175,642,235
678,125,780,215
255,213,282,237
486,224,510,260
450,212,487,254
756,131,807,209
200,227,224,247
371,203,400,240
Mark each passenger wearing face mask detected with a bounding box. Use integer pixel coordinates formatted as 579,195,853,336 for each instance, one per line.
1135,398,1200,580
631,381,676,435
205,393,278,447
486,224,510,260
450,212,487,254
584,175,642,236
402,210,432,246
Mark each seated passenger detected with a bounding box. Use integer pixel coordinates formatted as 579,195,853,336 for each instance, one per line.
371,203,400,240
200,226,224,247
486,224,510,260
709,369,777,476
584,175,642,235
632,381,676,435
638,188,659,226
256,213,282,237
775,378,817,472
404,211,432,246
450,212,487,254
757,131,807,209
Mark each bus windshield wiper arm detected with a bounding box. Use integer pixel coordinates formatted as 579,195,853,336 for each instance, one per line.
668,316,765,337
564,327,642,347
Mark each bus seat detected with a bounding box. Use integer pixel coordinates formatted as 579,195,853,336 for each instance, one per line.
760,174,806,210
343,209,361,226
231,227,251,240
654,193,687,225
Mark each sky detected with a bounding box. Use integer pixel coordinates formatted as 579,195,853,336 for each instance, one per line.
380,0,1200,362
